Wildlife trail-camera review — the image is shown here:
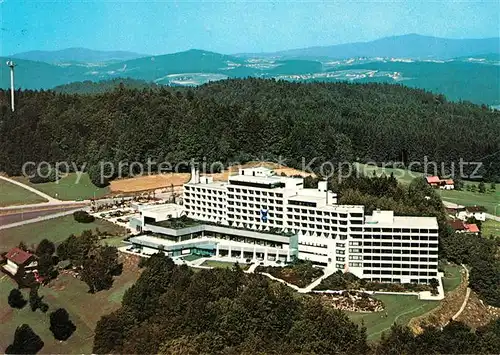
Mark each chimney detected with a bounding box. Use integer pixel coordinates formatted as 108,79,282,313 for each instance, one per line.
190,165,200,184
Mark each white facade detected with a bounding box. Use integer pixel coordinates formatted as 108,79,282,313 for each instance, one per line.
182,167,439,283
457,209,486,222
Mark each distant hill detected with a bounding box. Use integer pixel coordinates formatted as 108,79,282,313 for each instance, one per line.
239,34,500,60
11,48,148,63
1,43,499,106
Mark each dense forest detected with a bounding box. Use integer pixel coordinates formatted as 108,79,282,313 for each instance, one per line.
92,253,500,354
0,79,499,182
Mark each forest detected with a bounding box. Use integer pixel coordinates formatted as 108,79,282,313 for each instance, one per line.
0,78,499,182
92,253,500,354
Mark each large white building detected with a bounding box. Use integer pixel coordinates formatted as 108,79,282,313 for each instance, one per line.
133,166,439,284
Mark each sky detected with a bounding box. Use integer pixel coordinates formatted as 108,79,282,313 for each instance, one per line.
0,0,499,56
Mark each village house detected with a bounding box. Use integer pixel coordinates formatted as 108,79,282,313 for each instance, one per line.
457,206,487,222
2,247,38,277
448,220,480,235
425,176,454,190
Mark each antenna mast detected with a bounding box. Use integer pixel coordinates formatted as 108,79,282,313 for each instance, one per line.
6,60,15,112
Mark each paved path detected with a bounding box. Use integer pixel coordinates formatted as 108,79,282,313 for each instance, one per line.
0,207,87,230
451,264,471,321
300,266,337,293
0,175,59,202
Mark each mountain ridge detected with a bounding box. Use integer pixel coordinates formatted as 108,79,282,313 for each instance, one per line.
235,34,500,59
11,48,148,63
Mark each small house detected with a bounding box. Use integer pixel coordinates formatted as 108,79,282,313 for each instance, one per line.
440,179,454,190
2,248,38,277
457,206,486,222
426,176,441,187
447,220,480,235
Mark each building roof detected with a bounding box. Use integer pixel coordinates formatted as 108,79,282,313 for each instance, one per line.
365,215,438,228
444,179,454,185
5,248,34,265
448,220,465,231
426,176,441,184
465,206,485,213
465,224,480,233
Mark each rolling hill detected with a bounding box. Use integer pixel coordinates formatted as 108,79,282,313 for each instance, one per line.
239,34,500,60
1,34,499,106
11,48,147,63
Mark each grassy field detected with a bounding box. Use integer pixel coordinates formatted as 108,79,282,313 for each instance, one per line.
438,185,499,216
0,264,140,353
441,264,463,293
355,163,424,185
348,294,439,340
0,215,125,253
482,219,500,239
13,173,109,201
0,179,48,207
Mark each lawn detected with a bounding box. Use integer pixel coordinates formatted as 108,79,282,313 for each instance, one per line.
0,262,140,353
482,219,500,239
441,264,463,293
438,185,499,216
347,294,439,340
0,215,125,253
201,260,249,270
355,163,424,185
0,179,47,207
182,254,204,262
13,173,109,201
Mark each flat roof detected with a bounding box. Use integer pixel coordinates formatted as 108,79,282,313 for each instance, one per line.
364,215,438,228
140,203,183,213
228,174,284,184
185,180,227,189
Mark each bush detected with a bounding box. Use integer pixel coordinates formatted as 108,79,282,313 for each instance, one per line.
8,289,27,309
5,324,44,354
73,210,95,223
49,308,77,341
28,165,59,184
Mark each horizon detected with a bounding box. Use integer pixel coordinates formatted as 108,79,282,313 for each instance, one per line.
6,33,500,57
1,1,499,56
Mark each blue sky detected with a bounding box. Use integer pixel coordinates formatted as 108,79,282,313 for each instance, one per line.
1,0,499,55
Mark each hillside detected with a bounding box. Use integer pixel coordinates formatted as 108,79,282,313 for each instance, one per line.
244,34,500,59
1,47,499,105
0,79,499,182
11,48,147,63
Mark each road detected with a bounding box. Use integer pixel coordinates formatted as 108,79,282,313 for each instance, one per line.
0,207,88,230
0,205,87,226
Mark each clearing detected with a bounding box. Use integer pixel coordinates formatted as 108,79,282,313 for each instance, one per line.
438,187,499,216
355,163,424,185
0,214,125,253
0,179,48,207
13,173,109,201
348,294,438,340
441,264,463,293
482,219,500,239
109,161,313,194
0,254,141,354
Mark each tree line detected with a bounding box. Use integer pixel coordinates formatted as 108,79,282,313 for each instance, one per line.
0,78,499,182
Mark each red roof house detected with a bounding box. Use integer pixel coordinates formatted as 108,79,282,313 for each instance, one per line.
2,248,38,276
426,176,441,185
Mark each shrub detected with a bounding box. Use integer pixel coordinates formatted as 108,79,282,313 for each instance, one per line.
8,289,27,309
73,210,95,223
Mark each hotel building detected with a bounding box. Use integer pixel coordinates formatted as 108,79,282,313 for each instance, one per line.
132,166,439,284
